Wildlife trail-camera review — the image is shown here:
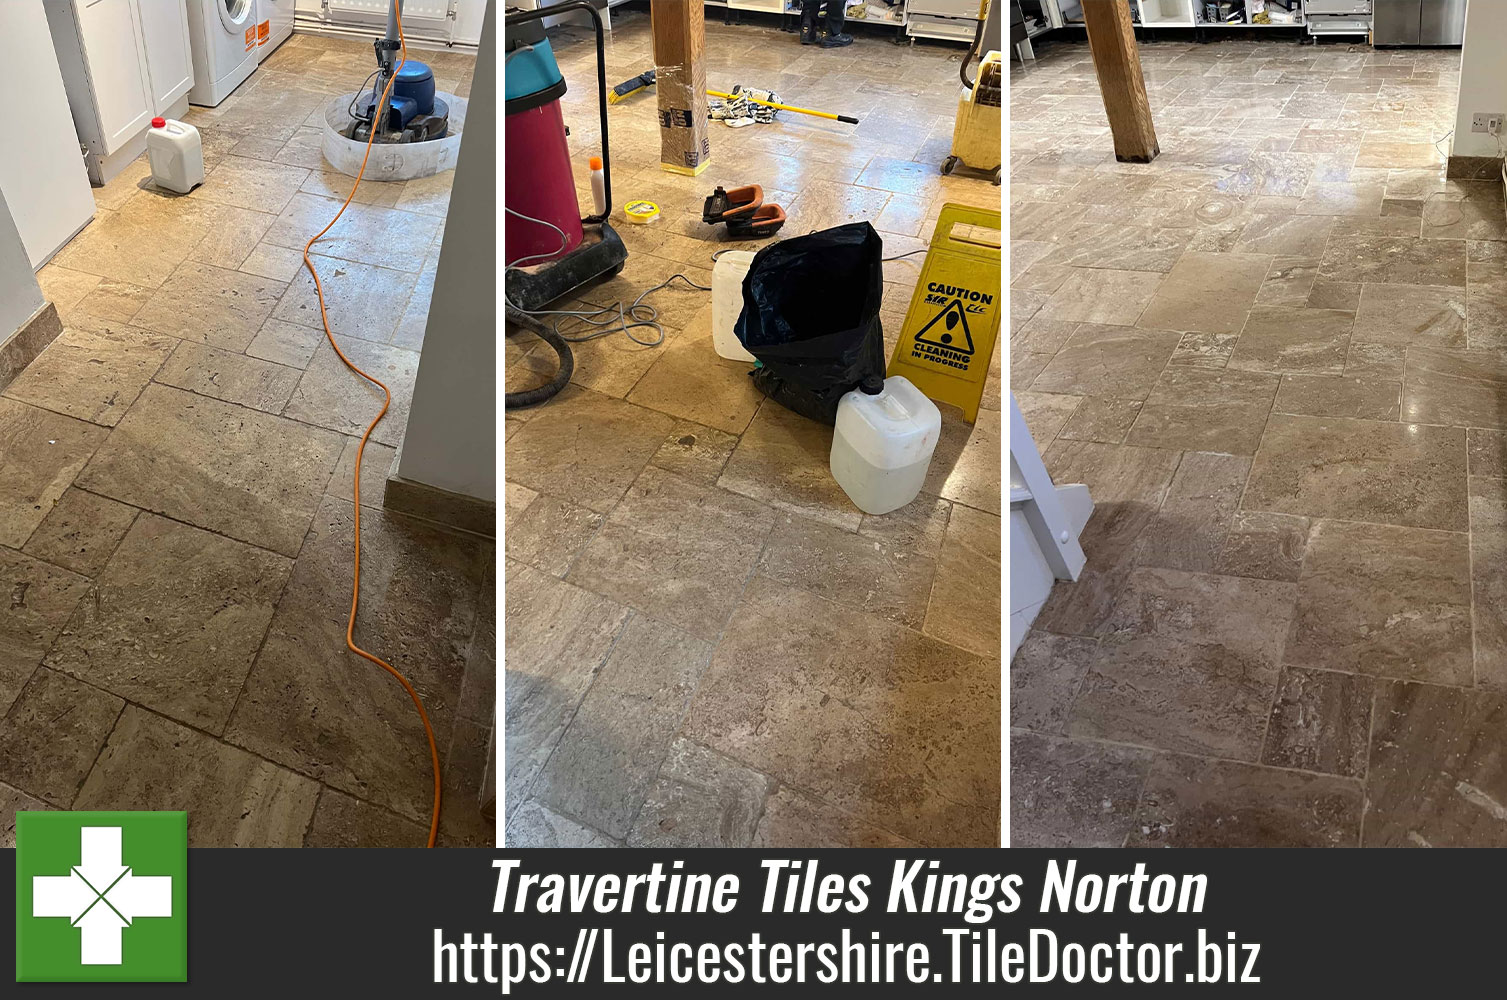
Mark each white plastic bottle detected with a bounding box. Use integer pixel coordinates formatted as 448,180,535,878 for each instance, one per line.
711,250,758,362
830,375,942,515
145,117,205,194
588,156,607,216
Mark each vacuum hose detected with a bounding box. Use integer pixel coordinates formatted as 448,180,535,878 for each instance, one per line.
505,305,574,409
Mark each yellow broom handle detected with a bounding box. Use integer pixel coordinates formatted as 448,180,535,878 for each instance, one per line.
706,88,859,125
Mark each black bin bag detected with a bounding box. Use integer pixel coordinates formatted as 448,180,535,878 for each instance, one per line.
734,222,887,425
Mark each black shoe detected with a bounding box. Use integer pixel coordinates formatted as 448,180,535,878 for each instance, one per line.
801,26,817,44
820,32,854,48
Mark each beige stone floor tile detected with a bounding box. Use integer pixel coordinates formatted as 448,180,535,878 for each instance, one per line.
569,467,774,640
1067,567,1296,760
20,487,139,579
263,193,441,272
2,324,175,428
1058,397,1143,444
627,738,772,849
246,317,325,368
1010,732,1152,849
1288,519,1471,683
155,341,301,413
1256,256,1319,306
0,549,90,717
1,782,50,846
1353,281,1465,348
1420,180,1507,241
273,256,419,344
1234,213,1335,256
305,787,428,847
1319,232,1466,286
506,800,617,848
649,419,739,486
282,338,418,448
753,786,916,849
1245,412,1466,530
1136,451,1251,574
75,706,318,847
718,401,860,531
1402,345,1507,430
46,514,291,733
1272,373,1401,421
505,490,603,578
625,337,763,435
77,384,343,557
75,280,153,325
506,387,675,514
299,168,404,207
1128,754,1362,848
1363,681,1507,847
684,576,999,847
395,172,455,218
92,156,153,211
0,668,122,807
1126,367,1279,455
1468,427,1507,477
239,242,306,283
1036,267,1162,326
923,503,1000,657
1309,279,1363,311
503,562,629,817
1136,251,1270,335
1166,329,1237,369
1468,476,1507,691
133,261,285,351
930,407,1001,515
36,265,102,317
536,615,711,839
1228,305,1355,375
0,398,109,549
48,209,195,289
1465,259,1507,349
226,498,487,823
183,204,278,271
1010,631,1098,734
1030,323,1181,400
1261,667,1374,778
521,327,670,401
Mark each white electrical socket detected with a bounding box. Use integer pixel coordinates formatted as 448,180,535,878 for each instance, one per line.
1471,112,1505,134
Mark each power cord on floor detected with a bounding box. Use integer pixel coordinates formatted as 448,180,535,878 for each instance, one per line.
302,3,441,848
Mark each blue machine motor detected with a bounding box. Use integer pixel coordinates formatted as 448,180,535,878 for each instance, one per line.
353,58,450,141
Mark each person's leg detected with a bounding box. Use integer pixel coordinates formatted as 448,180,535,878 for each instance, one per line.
801,1,818,43
824,0,846,36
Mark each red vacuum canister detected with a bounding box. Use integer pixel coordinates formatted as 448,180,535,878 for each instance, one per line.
505,30,584,266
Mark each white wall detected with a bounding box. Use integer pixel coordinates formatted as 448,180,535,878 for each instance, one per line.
0,190,47,342
1453,0,1507,158
394,0,494,501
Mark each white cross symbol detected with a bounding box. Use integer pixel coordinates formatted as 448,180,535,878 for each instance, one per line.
32,826,173,965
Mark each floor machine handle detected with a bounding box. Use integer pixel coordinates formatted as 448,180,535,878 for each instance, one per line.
505,1,612,225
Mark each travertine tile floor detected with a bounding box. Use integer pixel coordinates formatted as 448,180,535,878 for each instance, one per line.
0,34,491,848
505,13,1003,848
1011,37,1507,848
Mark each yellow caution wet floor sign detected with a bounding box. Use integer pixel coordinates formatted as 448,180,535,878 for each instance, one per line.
886,203,1002,423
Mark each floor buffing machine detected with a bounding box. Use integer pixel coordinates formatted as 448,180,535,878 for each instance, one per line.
505,2,626,407
350,0,450,143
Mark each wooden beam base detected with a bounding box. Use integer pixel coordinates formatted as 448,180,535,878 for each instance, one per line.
1081,0,1159,164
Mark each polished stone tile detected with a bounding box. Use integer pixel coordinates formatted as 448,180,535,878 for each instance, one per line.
1138,254,1271,340
1167,329,1238,369
133,261,286,351
1421,180,1507,241
305,787,428,847
507,387,675,515
1319,233,1466,286
504,490,603,578
1058,396,1143,444
1402,345,1507,429
627,739,772,849
1126,367,1279,455
226,498,487,822
532,612,710,840
1256,256,1319,306
718,402,859,530
1067,567,1296,760
1469,475,1507,691
570,467,774,640
263,193,441,272
0,398,109,549
752,786,915,848
0,668,122,807
1228,306,1354,375
1010,631,1097,734
246,318,326,369
930,407,1001,515
1235,213,1335,256
240,242,306,284
197,156,309,213
1030,323,1181,400
1465,260,1507,349
20,487,138,578
37,266,103,316
77,384,343,557
273,257,418,345
0,550,89,714
1137,451,1251,574
1288,519,1471,683
1309,279,1363,311
49,210,196,289
1244,412,1466,531
155,341,301,413
1353,282,1465,348
76,706,319,847
1364,681,1507,847
75,279,153,325
3,324,176,427
626,338,763,435
506,800,617,848
1217,510,1310,582
922,503,1000,657
503,562,628,816
282,338,418,447
650,420,739,487
1014,391,1079,445
45,515,291,733
1469,427,1507,477
685,576,999,847
1011,316,1079,356
1127,754,1362,848
1273,373,1400,420
1010,731,1152,849
1036,268,1162,326
1261,667,1374,778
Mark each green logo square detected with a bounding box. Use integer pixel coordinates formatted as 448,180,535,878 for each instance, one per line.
15,811,187,983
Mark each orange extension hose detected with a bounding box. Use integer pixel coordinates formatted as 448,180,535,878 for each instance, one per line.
300,6,442,848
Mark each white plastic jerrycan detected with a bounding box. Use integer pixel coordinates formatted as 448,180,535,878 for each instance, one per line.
145,117,205,194
830,375,942,515
711,250,757,362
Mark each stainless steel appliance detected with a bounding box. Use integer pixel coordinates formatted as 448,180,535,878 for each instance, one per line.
1305,0,1372,37
1374,0,1467,46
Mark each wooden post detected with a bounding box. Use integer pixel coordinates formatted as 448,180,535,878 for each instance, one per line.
651,1,710,175
1080,0,1159,163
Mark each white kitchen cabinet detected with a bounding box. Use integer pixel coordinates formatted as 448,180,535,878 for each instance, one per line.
44,0,194,184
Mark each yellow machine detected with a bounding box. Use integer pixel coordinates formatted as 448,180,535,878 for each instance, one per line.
942,2,1001,185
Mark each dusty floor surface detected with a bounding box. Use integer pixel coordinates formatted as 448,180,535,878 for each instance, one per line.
505,12,1004,848
0,34,491,847
1011,36,1507,847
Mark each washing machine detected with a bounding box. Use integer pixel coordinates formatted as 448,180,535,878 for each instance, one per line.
257,0,295,62
186,0,260,107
